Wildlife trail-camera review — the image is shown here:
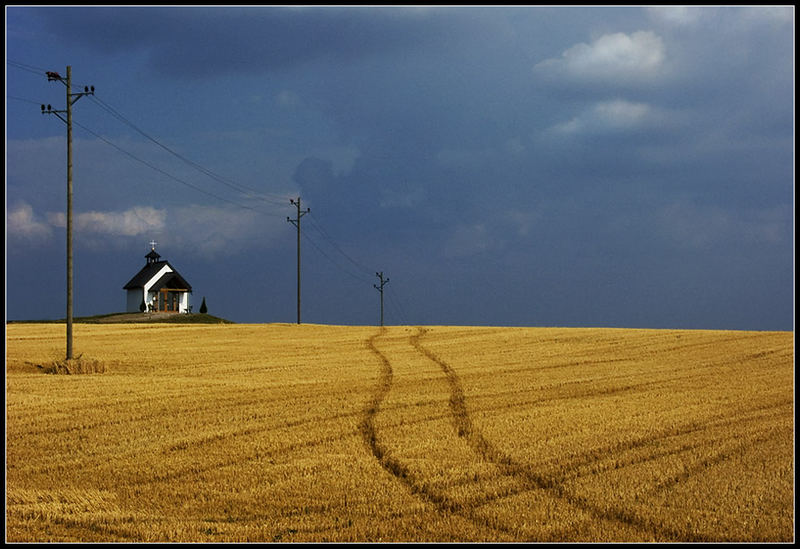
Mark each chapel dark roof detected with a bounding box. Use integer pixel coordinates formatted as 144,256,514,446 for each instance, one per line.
123,247,192,291
123,260,192,291
149,270,192,292
123,260,167,290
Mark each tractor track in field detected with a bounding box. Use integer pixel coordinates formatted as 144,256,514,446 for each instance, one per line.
359,328,523,541
362,326,762,542
410,327,752,542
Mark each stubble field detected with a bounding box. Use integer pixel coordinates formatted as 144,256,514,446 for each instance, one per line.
5,323,794,542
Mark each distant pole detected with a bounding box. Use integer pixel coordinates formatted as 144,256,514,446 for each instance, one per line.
287,197,310,324
42,66,94,360
374,272,389,327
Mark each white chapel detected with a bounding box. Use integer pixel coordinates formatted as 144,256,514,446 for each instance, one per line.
123,243,193,313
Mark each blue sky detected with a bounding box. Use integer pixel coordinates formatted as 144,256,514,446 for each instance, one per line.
5,6,795,329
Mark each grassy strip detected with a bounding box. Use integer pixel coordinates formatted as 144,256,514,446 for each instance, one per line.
7,312,234,324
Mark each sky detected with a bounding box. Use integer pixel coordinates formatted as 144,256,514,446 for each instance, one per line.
5,5,795,330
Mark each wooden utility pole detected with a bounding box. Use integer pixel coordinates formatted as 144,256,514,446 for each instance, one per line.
42,66,94,360
287,197,310,324
374,272,389,327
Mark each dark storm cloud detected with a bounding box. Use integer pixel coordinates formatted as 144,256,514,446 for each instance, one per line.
33,6,479,79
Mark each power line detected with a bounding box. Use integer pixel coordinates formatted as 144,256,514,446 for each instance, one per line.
9,62,284,216
304,212,410,324
70,118,277,216
7,95,44,106
306,215,374,277
386,284,410,325
7,60,300,217
9,59,287,207
304,217,410,325
301,228,373,285
7,59,49,76
88,94,290,207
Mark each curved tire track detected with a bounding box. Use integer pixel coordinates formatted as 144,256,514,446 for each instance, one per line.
363,326,764,541
360,328,521,540
359,328,455,511
410,327,728,542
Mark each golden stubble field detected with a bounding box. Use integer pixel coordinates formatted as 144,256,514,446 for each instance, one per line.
5,323,794,542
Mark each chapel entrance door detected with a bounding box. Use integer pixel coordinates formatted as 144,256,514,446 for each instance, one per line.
157,288,184,312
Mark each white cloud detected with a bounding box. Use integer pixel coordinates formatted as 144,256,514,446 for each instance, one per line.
7,202,53,241
88,207,166,236
22,202,283,257
535,30,666,84
17,202,277,257
47,206,167,237
648,6,793,32
167,204,285,258
646,6,705,26
551,99,656,135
